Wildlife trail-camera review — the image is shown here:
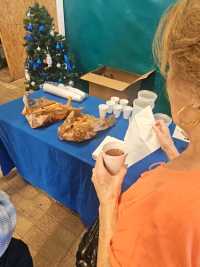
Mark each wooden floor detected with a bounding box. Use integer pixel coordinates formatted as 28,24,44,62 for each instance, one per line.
0,72,85,267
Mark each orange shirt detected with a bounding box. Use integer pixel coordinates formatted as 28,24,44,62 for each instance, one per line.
110,165,200,267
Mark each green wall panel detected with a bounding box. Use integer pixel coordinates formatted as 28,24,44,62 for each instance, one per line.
63,0,174,113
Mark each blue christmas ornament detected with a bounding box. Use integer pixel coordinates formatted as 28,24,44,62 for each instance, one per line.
64,54,69,64
28,59,33,68
56,43,60,50
60,43,64,49
25,34,33,42
26,23,33,32
36,58,42,66
33,62,38,71
67,62,73,72
39,24,45,33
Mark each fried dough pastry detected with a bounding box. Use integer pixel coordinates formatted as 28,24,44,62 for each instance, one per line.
58,111,116,142
22,95,81,128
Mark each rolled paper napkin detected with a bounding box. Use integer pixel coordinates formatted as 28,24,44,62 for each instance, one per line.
0,191,16,257
43,83,87,102
65,86,87,98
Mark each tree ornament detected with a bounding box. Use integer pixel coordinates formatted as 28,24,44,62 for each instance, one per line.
50,30,54,36
39,24,45,33
25,69,30,81
37,46,41,51
26,23,33,32
27,10,31,17
68,80,74,87
56,43,60,50
64,54,69,64
31,81,35,86
36,58,42,67
56,63,61,68
46,54,52,67
25,34,33,42
67,62,73,72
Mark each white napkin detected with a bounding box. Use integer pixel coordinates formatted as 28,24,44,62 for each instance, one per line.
173,126,190,143
124,106,160,166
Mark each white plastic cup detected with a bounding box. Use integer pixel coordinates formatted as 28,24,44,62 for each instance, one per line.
113,104,123,118
102,141,127,175
99,104,109,119
138,90,158,102
133,98,154,111
111,96,120,104
106,100,115,114
123,106,133,119
154,113,172,127
120,99,129,106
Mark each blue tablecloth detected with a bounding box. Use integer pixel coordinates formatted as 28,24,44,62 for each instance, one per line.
0,91,187,226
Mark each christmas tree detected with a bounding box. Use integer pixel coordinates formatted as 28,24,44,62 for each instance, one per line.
24,3,78,91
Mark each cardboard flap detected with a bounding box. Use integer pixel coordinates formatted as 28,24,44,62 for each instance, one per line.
133,70,155,83
81,73,129,91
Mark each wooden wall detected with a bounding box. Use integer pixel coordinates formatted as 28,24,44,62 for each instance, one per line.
0,0,58,81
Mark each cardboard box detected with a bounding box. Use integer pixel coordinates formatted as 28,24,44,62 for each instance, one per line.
81,66,154,102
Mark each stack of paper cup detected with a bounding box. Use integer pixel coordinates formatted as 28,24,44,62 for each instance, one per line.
102,141,127,175
99,104,109,119
113,104,123,118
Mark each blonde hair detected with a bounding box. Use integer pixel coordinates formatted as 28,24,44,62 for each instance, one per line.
153,0,200,86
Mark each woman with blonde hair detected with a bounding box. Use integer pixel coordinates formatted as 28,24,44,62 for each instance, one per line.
92,0,200,266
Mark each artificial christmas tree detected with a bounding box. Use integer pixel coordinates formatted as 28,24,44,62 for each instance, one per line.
24,3,78,91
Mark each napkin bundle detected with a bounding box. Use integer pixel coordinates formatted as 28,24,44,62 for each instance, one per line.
43,82,87,102
93,106,160,167
124,106,160,166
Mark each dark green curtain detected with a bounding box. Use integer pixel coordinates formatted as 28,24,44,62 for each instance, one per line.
63,0,174,114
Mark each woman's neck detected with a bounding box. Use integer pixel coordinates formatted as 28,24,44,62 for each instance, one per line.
167,128,200,171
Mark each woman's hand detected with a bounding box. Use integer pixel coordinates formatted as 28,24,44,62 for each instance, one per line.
92,154,127,206
153,120,179,160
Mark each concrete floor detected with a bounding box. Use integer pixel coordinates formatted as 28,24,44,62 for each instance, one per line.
0,74,85,266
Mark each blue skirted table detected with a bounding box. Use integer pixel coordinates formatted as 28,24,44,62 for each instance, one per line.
0,91,187,226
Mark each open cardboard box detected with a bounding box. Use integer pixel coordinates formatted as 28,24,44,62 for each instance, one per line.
81,66,155,102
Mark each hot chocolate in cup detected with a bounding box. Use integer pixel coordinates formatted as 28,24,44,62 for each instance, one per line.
102,141,127,175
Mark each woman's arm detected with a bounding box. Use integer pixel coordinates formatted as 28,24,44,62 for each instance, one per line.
153,120,180,160
98,203,118,267
92,155,127,267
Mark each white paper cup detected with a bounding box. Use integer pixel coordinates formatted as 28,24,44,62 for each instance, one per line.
99,104,109,119
138,90,158,102
120,99,129,106
113,104,123,118
111,96,120,104
123,106,133,119
103,141,127,175
106,100,115,114
133,98,154,111
154,113,172,127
